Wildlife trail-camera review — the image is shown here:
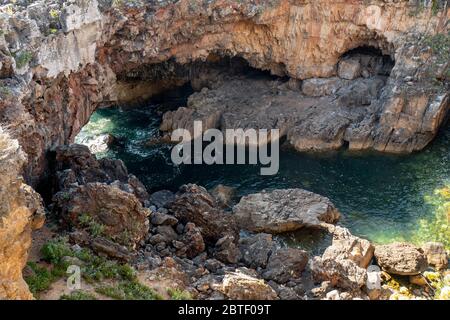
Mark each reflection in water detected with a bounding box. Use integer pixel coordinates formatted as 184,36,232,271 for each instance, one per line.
76,96,449,247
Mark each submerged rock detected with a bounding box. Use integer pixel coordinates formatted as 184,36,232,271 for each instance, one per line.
374,243,428,276
233,189,340,234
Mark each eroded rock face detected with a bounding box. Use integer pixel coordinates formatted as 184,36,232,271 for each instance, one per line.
233,189,340,234
168,184,238,243
0,128,44,299
0,0,447,185
310,225,374,292
374,243,428,275
53,182,150,249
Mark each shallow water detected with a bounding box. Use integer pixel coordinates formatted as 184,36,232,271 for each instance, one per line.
76,92,449,247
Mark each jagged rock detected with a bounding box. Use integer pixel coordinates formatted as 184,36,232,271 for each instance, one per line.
338,56,361,80
0,128,43,300
268,281,302,300
310,256,368,291
54,144,149,204
168,184,238,243
233,189,340,234
80,133,115,154
374,243,428,275
155,225,178,243
149,190,176,208
210,184,235,208
219,269,278,300
239,233,275,269
214,235,241,264
176,223,206,259
150,211,178,226
421,242,448,271
262,248,308,283
53,182,150,249
323,225,374,269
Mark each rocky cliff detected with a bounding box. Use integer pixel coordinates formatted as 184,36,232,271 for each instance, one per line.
0,128,44,299
0,0,448,299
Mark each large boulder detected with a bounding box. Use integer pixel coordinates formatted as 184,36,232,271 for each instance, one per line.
53,183,150,249
262,248,309,283
233,189,340,234
53,144,149,204
219,269,278,300
168,184,238,243
374,243,428,275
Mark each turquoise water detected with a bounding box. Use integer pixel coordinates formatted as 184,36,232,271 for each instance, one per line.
76,94,449,246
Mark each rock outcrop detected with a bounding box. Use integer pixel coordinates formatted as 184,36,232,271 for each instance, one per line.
0,0,447,185
168,184,238,243
0,128,44,299
233,188,340,233
374,243,428,275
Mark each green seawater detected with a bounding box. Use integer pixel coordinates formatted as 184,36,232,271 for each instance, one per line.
76,94,449,248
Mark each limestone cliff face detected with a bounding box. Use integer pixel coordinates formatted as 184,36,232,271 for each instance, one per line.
0,128,44,300
0,0,448,183
0,0,448,299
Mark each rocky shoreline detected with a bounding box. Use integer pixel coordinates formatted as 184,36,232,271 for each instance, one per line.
20,144,449,300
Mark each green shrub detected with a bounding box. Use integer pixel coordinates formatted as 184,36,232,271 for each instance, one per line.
14,51,33,69
25,262,55,295
412,185,450,251
96,281,163,300
167,288,192,300
78,213,106,238
60,290,97,300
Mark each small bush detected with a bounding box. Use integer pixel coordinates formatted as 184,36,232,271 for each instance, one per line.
167,288,192,300
60,290,97,300
96,281,163,300
14,51,33,69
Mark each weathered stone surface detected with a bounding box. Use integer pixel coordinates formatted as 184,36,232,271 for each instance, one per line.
310,256,368,291
53,144,150,204
233,189,340,234
168,184,238,243
239,233,275,269
374,243,428,275
323,225,375,269
262,248,309,284
338,56,361,80
53,182,150,249
220,269,278,300
0,0,447,189
176,223,206,259
0,128,44,300
214,235,241,264
421,242,448,271
302,77,347,97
